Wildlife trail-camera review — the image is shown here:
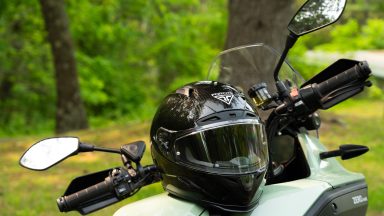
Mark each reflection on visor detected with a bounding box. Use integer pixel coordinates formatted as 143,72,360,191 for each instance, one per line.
174,124,268,174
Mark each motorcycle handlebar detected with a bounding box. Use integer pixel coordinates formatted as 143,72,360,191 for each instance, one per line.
275,61,371,116
56,165,159,214
57,177,115,212
315,61,371,97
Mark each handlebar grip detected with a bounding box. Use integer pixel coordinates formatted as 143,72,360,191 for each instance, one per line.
57,178,115,212
316,61,371,96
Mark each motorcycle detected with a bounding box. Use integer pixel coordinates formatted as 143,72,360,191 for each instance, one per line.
19,0,373,215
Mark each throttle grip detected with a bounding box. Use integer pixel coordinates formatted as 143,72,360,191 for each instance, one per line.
315,61,371,97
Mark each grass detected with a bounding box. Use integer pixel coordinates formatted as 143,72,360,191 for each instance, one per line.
0,99,383,215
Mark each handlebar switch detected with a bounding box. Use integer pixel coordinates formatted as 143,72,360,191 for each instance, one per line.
110,168,134,198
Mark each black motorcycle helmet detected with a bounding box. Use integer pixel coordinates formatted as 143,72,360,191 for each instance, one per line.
150,81,268,212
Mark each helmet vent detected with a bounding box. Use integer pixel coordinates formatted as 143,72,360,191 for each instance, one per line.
176,87,195,97
189,88,195,97
201,116,220,122
246,113,256,117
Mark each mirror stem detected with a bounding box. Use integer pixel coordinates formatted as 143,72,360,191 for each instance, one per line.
79,143,120,154
273,33,298,81
94,146,121,154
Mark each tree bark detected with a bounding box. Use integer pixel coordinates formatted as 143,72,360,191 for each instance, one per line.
40,0,88,133
220,0,294,85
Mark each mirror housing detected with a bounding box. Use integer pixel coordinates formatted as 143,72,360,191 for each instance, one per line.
120,141,146,164
20,137,80,171
288,0,346,36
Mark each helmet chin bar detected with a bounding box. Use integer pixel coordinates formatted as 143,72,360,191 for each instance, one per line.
164,168,266,213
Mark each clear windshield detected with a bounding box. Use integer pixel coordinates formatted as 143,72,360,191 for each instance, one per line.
207,44,304,120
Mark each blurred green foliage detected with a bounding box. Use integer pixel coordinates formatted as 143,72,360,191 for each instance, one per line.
0,0,383,136
315,19,384,51
0,0,226,136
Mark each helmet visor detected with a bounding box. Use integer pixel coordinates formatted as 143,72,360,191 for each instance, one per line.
174,123,268,174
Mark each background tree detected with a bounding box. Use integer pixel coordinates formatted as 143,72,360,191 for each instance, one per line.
39,0,88,133
219,0,294,87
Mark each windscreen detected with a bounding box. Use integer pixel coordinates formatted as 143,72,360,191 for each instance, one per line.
207,44,304,120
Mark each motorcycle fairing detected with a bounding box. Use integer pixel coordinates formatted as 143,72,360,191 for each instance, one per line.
305,180,368,216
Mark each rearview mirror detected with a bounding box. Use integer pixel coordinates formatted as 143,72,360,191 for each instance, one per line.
20,137,80,170
288,0,346,36
273,0,347,82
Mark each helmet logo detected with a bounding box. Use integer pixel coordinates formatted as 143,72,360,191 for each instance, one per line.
211,92,234,105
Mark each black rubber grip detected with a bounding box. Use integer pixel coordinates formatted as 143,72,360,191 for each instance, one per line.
316,61,371,96
57,178,114,212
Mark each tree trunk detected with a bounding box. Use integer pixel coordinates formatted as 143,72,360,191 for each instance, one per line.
220,0,294,85
40,0,88,134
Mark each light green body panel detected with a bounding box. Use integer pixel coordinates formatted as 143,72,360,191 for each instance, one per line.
114,134,365,216
114,179,330,216
113,193,209,216
298,134,365,186
248,179,330,216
